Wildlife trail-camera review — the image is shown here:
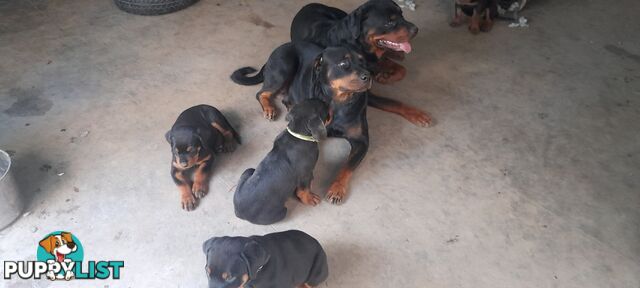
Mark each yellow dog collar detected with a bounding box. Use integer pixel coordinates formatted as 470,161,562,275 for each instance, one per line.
286,127,318,142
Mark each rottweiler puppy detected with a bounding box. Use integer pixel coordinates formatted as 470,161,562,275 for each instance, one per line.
290,0,418,85
233,42,425,204
450,0,499,34
203,230,329,288
234,99,329,225
166,105,240,211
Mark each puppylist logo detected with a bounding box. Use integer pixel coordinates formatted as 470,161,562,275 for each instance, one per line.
3,231,124,281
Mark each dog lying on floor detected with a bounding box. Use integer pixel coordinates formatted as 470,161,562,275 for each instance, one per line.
166,105,240,211
234,99,329,225
203,230,328,288
290,0,419,85
450,0,499,34
235,0,431,126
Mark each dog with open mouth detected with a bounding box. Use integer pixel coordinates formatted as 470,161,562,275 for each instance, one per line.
290,0,418,85
38,232,77,281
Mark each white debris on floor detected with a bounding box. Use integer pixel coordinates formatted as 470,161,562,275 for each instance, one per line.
509,16,529,28
395,0,416,11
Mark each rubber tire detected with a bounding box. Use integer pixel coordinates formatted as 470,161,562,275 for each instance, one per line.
114,0,198,16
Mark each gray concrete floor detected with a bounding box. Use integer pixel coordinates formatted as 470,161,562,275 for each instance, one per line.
1,0,639,287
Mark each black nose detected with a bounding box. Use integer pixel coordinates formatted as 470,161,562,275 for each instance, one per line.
408,25,419,38
67,242,75,249
360,72,370,81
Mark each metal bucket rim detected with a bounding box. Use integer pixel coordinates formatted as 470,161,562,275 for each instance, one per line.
0,150,11,181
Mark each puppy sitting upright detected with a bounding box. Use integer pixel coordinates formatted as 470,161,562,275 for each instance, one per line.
166,105,240,211
203,230,329,288
234,99,329,225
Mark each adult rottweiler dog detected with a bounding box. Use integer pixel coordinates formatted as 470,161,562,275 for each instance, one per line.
290,0,418,85
232,42,428,204
234,99,329,225
166,105,240,211
203,230,328,288
232,43,367,204
450,0,499,34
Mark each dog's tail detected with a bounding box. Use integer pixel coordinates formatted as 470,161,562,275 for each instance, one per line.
230,66,264,86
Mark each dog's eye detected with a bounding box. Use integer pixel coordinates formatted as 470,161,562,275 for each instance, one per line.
386,20,396,27
338,61,350,70
225,276,236,283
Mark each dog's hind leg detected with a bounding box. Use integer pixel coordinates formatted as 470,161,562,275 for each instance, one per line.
200,107,242,151
257,43,298,120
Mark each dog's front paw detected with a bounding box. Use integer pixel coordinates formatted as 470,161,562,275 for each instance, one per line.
64,271,75,281
401,107,433,127
192,181,209,199
374,64,406,84
181,192,198,211
263,105,277,121
326,182,348,205
46,270,56,280
297,189,321,206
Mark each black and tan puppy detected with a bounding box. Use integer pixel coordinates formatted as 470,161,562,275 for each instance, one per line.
233,42,429,204
234,99,329,225
290,0,418,84
234,43,369,204
166,105,240,211
203,230,328,288
450,0,499,34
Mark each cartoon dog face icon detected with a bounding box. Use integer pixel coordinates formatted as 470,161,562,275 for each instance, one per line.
39,232,77,281
39,232,77,262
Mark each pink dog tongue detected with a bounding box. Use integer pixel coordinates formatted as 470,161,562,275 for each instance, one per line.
398,42,412,53
57,252,65,262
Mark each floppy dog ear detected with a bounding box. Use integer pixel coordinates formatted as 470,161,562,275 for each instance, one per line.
307,117,327,140
61,232,73,243
346,6,363,39
241,241,270,279
165,130,173,144
202,237,219,255
39,236,55,254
